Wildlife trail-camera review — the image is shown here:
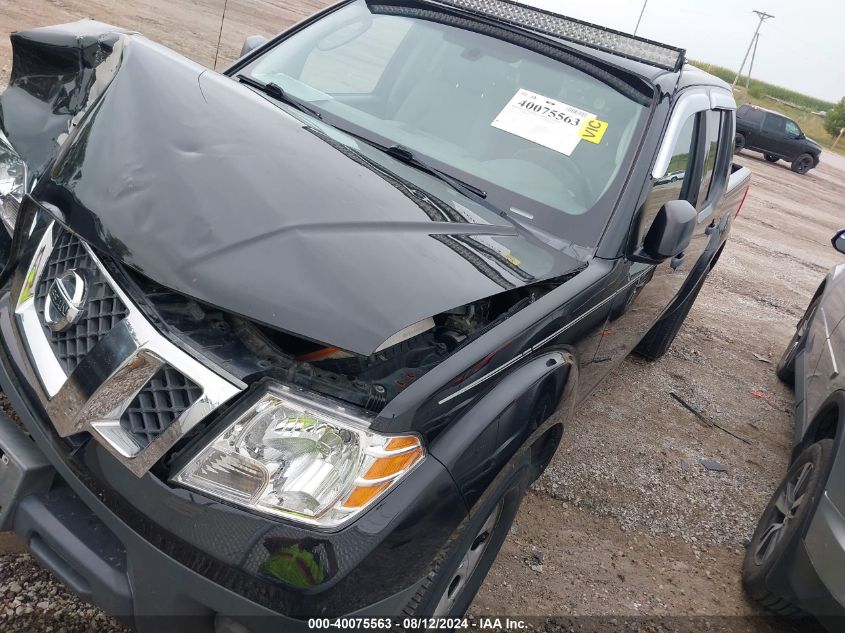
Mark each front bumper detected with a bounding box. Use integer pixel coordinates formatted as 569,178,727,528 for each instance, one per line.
0,280,467,630
0,376,284,633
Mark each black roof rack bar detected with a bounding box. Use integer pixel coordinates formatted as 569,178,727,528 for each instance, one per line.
424,0,686,72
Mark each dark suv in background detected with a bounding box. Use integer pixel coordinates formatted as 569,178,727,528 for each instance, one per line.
735,104,821,175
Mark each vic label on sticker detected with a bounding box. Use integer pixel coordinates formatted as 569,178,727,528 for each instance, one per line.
492,89,595,156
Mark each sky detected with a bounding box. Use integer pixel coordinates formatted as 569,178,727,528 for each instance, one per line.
521,0,845,104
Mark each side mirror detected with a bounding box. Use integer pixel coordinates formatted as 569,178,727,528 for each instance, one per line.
240,35,269,58
832,230,845,255
633,200,697,263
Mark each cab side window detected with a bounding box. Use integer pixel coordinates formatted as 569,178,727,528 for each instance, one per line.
637,114,698,242
696,110,723,209
763,114,787,136
785,119,801,138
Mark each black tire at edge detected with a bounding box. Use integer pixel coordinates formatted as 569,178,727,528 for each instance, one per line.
791,153,814,175
402,467,530,626
742,440,834,618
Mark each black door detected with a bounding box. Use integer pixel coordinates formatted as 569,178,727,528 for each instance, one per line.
760,113,790,157
782,118,806,160
591,103,730,373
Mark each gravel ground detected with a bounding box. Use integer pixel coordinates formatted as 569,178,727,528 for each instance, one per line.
0,555,126,633
0,2,843,632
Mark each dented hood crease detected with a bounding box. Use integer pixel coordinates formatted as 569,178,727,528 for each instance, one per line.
2,21,585,356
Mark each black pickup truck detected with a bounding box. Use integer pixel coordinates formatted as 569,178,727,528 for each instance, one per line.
0,1,750,630
735,104,822,174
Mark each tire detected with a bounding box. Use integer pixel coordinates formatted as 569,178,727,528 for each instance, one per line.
403,467,529,622
791,153,814,175
635,272,707,361
735,133,746,153
764,154,779,163
776,295,820,385
742,439,834,617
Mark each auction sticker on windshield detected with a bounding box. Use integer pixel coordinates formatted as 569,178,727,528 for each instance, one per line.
492,89,604,155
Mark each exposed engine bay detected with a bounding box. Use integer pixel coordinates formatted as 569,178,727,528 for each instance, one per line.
2,20,589,417
126,269,571,413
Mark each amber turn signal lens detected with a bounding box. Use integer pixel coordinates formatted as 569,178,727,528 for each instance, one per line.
341,482,390,509
340,435,423,510
362,447,423,481
385,436,420,451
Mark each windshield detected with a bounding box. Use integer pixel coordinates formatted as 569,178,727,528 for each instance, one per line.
240,1,649,244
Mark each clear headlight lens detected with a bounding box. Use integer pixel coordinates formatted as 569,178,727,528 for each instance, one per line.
0,131,27,235
172,384,423,527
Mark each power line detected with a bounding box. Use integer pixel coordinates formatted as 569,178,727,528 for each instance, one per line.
733,10,774,88
213,0,229,71
634,0,648,36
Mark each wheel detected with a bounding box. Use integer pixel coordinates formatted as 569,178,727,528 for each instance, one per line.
403,467,529,620
742,439,833,617
791,153,814,175
776,295,820,385
735,133,746,153
635,272,707,361
764,154,779,163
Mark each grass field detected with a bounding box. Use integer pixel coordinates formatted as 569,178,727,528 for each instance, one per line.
692,61,835,112
691,61,845,158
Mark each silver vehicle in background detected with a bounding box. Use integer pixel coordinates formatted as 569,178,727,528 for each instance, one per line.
743,230,845,631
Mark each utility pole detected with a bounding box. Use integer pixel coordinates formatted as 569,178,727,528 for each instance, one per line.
743,32,760,97
733,10,774,88
634,0,648,36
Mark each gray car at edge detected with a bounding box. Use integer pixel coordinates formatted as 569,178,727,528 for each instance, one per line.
743,229,845,630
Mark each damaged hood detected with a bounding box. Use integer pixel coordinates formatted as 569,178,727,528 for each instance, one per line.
3,22,585,356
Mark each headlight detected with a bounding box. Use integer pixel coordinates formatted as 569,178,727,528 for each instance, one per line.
172,384,424,527
0,131,27,235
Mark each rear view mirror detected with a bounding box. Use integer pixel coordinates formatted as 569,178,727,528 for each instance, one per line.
240,35,269,57
832,230,845,255
633,200,697,263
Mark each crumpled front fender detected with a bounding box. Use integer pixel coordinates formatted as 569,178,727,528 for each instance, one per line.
0,20,132,182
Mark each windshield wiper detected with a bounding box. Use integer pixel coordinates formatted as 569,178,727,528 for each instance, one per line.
381,144,487,200
236,74,323,120
336,128,487,200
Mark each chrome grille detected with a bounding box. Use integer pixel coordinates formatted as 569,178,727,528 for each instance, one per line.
13,213,245,476
34,231,129,374
120,366,203,448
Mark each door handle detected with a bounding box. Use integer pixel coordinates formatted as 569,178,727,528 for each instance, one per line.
670,252,685,270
